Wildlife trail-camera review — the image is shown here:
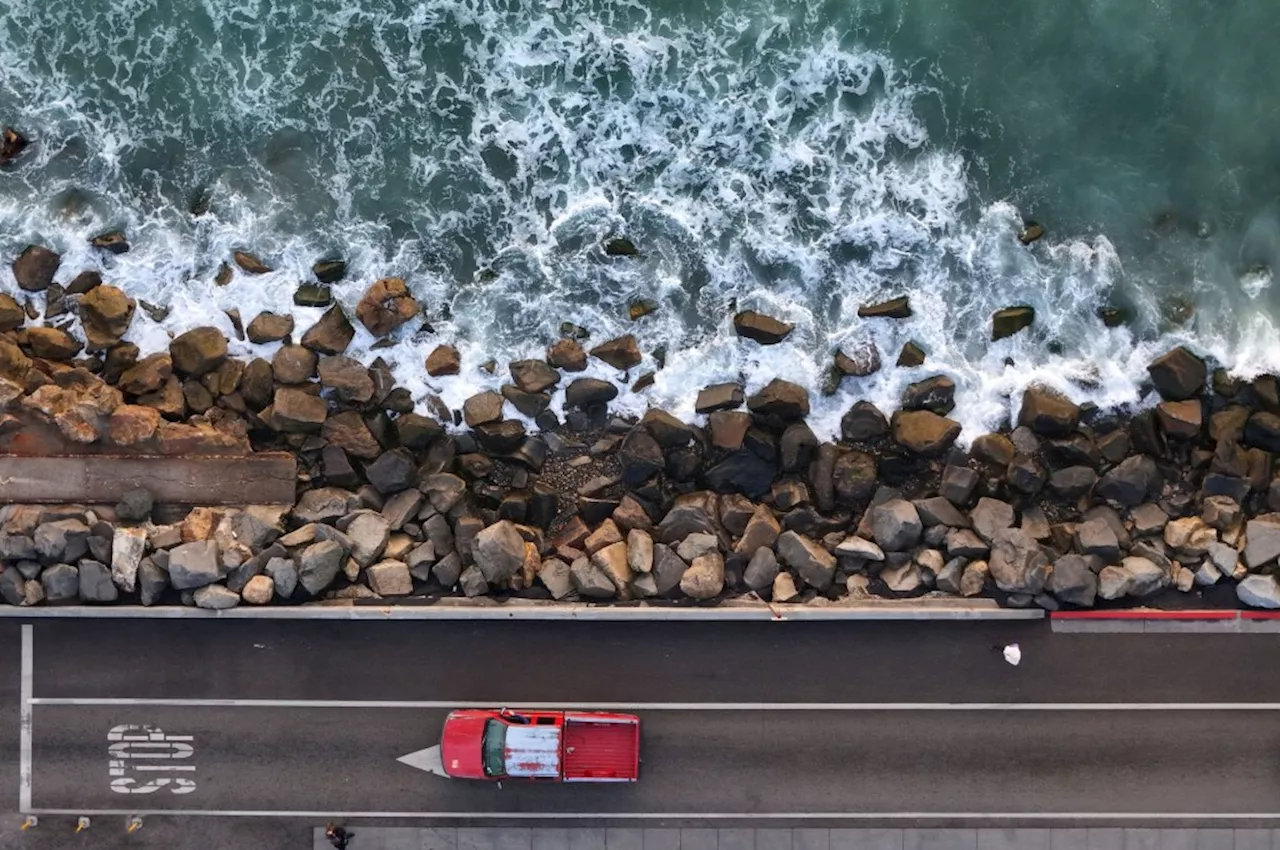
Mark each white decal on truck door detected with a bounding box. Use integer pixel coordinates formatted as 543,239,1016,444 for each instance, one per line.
107,724,196,795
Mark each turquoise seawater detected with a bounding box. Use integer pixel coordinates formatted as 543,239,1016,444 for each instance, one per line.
2,0,1279,436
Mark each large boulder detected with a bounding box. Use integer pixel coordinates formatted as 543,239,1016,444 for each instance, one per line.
167,540,221,590
366,560,412,596
858,296,911,318
169,327,227,376
318,355,375,404
1048,554,1098,607
272,387,328,433
776,530,835,590
991,306,1035,340
510,359,560,393
78,561,118,603
1017,385,1079,437
733,311,794,345
301,305,355,355
901,376,955,414
1147,346,1207,401
1244,516,1280,569
841,401,888,442
13,245,60,292
1237,574,1280,609
590,334,642,370
892,410,961,455
869,499,922,551
111,527,148,593
746,379,810,421
79,284,136,350
1095,455,1161,507
298,540,345,595
345,511,390,567
356,277,419,336
987,528,1050,595
564,378,617,408
473,521,525,584
681,552,725,599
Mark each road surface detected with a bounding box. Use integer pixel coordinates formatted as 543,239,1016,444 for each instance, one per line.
2,618,1280,830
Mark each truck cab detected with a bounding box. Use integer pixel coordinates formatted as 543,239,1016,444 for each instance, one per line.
440,708,640,782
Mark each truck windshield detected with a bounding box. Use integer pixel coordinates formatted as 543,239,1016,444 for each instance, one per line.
481,719,507,777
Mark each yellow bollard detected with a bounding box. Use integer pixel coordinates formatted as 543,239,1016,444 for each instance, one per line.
126,815,143,833
19,815,37,830
75,816,90,833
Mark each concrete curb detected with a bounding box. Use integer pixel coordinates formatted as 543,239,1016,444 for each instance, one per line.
0,599,1044,621
1051,609,1280,633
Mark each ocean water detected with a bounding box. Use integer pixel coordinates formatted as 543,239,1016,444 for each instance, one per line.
3,0,1280,442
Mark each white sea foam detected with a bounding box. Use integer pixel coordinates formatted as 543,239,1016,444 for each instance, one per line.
0,0,1275,446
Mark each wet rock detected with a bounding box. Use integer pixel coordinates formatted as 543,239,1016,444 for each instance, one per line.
704,450,777,499
506,359,558,394
841,401,888,443
356,277,419,337
695,383,744,413
1018,385,1079,437
462,391,504,427
858,296,911,318
590,334,642,370
170,327,227,377
90,230,130,254
547,338,588,371
776,530,835,590
0,127,28,164
869,499,923,551
301,305,355,355
988,528,1050,595
318,355,374,404
1237,574,1280,608
313,258,347,284
733,310,794,344
896,341,926,367
1244,412,1280,453
892,410,961,456
1156,400,1202,440
1147,346,1207,401
271,387,328,433
1018,222,1045,245
902,375,955,415
79,284,135,350
1096,455,1161,507
27,327,82,360
233,250,271,274
12,245,60,292
564,378,617,408
991,306,1035,340
167,540,221,590
604,237,639,256
832,450,877,504
834,340,881,377
747,378,809,421
294,283,332,307
424,344,461,377
246,311,294,344
970,433,1015,468
365,448,415,494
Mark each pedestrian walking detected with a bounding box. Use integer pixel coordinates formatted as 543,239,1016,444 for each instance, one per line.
325,823,352,849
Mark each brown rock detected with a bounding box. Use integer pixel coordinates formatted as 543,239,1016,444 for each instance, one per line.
27,327,83,360
108,404,161,445
272,387,328,433
1017,384,1079,437
322,410,382,459
501,385,550,418
746,378,809,421
313,259,346,284
425,344,461,376
79,284,135,350
301,305,354,354
246,311,294,344
733,311,794,344
154,422,249,455
90,231,130,254
0,294,25,332
695,383,744,413
272,345,318,385
590,334,641,370
169,327,228,376
1018,222,1045,244
858,296,912,318
356,277,419,336
0,127,28,164
510,359,559,393
0,338,31,382
547,338,587,371
971,433,1016,467
893,410,962,456
101,342,138,385
841,401,888,442
224,308,244,341
992,306,1035,341
1156,399,1203,440
12,245,60,292
317,355,374,404
233,250,271,274
239,358,274,410
628,298,658,320
1147,346,1207,401
835,341,881,377
709,411,752,450
138,375,186,419
214,263,233,286
897,341,926,367
118,353,172,395
463,391,504,427
182,380,214,414
65,271,102,295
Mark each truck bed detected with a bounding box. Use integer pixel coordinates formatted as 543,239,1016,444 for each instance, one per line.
561,714,640,782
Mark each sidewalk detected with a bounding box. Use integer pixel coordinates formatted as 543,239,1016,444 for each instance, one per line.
310,827,1273,850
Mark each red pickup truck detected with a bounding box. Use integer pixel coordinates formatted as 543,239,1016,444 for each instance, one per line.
439,708,641,782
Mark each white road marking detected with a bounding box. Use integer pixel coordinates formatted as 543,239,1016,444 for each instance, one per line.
19,808,1280,821
27,698,1280,710
397,745,449,777
19,623,32,813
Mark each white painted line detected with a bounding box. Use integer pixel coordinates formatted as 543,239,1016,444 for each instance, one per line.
19,624,32,813
27,698,1280,711
20,808,1280,821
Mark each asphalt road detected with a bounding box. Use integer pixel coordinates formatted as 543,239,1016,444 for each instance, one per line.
4,618,1280,830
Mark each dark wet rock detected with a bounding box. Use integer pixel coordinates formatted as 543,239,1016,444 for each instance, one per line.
901,375,955,414
425,344,460,376
1244,412,1280,453
1096,454,1161,507
1050,466,1097,499
991,306,1035,340
365,448,416,494
27,327,83,360
501,386,551,418
462,391,504,427
832,449,876,504
858,296,911,318
590,334,641,370
733,310,794,344
746,378,809,421
301,305,355,355
913,496,969,528
564,378,617,408
939,465,979,507
474,419,526,453
13,245,60,292
705,450,776,499
1017,385,1079,437
892,410,960,456
90,230,130,255
604,237,639,256
695,382,744,413
0,127,28,164
628,298,658,321
1006,454,1046,495
841,401,888,442
233,250,271,274
547,338,588,371
1018,222,1045,245
246,311,294,344
896,341,926,367
509,359,559,393
313,258,347,284
870,499,923,551
271,387,328,433
356,277,419,337
1147,346,1207,401
970,433,1015,468
834,340,881,377
293,283,332,307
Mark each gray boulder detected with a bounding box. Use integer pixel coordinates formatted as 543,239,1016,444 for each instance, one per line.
292,487,361,524
458,564,489,597
651,544,687,596
167,540,221,590
676,532,720,563
1097,565,1132,600
432,552,463,588
138,558,169,606
193,584,240,609
0,534,37,561
570,557,615,598
218,508,284,552
988,528,1050,595
298,540,345,596
912,496,969,528
1244,517,1280,569
881,560,923,593
381,489,425,531
0,567,25,605
776,530,836,590
1237,574,1280,609
936,558,965,594
743,547,780,591
78,560,118,602
869,499,923,551
264,557,299,599
835,535,884,561
111,527,148,593
680,553,725,599
1048,554,1097,607
944,528,988,559
1096,455,1160,507
366,560,412,596
1075,519,1120,561
345,511,390,567
474,520,525,584
655,503,719,544
1122,556,1167,596
970,498,1015,544
34,519,90,564
538,558,575,600
41,563,79,601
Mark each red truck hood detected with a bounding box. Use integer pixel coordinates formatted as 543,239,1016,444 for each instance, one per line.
440,712,488,779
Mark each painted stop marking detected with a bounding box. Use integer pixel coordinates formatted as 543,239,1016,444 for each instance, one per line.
107,724,196,795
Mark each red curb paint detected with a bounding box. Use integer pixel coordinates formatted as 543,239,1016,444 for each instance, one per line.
1238,610,1280,619
1050,610,1239,620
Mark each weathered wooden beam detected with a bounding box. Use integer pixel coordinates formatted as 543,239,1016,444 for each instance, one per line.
0,454,297,505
